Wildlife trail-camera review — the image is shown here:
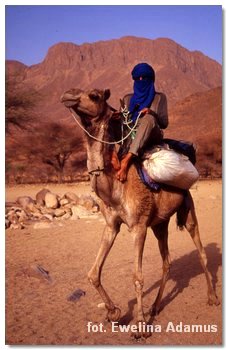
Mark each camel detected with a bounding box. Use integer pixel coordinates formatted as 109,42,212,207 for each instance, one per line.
60,88,219,338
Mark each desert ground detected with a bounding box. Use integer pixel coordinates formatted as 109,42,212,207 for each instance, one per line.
5,180,222,345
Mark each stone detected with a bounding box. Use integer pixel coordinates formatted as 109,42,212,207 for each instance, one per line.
33,222,53,229
36,188,50,206
43,214,54,221
59,198,69,206
45,192,59,209
54,208,66,217
64,192,79,204
61,212,71,220
78,195,97,211
71,205,91,219
5,219,10,229
16,196,35,211
7,213,18,224
10,223,24,230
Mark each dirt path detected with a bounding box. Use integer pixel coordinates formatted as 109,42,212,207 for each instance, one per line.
5,180,222,345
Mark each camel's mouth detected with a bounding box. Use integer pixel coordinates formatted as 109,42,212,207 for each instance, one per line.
60,95,79,108
61,100,78,108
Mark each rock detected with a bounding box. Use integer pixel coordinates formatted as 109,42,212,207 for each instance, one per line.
33,222,53,229
16,209,28,219
32,212,43,220
92,205,100,213
61,212,71,220
64,192,79,204
71,205,91,219
43,214,54,221
10,223,25,230
78,195,97,211
59,198,69,206
97,303,106,309
45,192,59,209
16,196,35,211
40,207,55,215
18,211,29,223
54,208,66,217
7,213,18,224
36,188,50,206
5,219,10,229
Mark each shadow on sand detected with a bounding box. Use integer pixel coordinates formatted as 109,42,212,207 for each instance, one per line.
118,243,222,326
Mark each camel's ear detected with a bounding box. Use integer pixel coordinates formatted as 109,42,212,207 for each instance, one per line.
104,89,111,101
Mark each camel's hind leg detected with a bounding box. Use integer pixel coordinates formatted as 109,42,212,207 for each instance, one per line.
151,220,171,315
88,221,121,322
178,191,220,306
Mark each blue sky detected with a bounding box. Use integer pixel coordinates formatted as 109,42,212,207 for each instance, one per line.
5,5,222,66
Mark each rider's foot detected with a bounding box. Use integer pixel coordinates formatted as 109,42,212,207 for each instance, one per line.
111,150,121,170
116,153,133,182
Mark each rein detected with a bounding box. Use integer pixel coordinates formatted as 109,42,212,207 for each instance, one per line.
69,107,141,145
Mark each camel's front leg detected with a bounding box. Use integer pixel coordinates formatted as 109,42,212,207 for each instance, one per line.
132,225,151,338
88,223,121,322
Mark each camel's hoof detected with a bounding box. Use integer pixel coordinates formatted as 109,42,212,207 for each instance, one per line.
131,321,152,340
106,307,121,322
208,294,220,306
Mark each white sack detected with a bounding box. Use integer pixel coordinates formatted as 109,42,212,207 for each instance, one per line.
143,149,199,190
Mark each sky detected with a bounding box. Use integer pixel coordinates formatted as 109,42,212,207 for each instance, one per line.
5,5,222,66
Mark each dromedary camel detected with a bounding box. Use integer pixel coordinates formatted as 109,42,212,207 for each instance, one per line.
61,88,219,338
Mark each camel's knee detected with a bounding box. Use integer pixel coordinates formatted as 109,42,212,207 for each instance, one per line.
88,268,100,288
186,221,198,235
133,274,144,292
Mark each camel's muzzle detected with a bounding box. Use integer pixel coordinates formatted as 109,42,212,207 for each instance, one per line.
60,89,82,108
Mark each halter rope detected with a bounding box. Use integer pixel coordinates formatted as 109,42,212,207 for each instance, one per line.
69,107,140,145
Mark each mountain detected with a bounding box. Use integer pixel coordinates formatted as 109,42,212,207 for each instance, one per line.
166,86,222,177
6,36,222,182
6,36,222,121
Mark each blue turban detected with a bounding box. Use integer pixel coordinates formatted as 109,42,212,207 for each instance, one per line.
129,63,156,123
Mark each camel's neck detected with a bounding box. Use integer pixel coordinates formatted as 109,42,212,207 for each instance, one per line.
85,112,120,205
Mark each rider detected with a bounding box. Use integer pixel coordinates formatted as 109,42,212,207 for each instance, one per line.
116,62,169,182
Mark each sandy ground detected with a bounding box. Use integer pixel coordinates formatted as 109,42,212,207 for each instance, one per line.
5,180,222,345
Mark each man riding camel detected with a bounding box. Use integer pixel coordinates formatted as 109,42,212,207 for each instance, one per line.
115,62,168,182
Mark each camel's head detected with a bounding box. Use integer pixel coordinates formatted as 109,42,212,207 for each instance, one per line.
60,88,111,122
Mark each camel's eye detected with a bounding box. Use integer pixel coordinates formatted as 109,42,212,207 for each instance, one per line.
89,92,100,102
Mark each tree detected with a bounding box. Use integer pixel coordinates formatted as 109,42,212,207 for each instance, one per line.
5,79,40,133
29,122,85,183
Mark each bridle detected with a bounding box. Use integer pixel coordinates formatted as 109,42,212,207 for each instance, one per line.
69,107,142,146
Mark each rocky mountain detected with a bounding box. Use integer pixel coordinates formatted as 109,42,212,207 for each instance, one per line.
6,36,222,182
166,86,222,177
6,36,222,120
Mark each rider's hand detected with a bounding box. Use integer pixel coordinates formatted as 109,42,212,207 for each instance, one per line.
140,107,150,115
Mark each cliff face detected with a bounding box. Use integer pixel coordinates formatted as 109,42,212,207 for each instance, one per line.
6,36,222,119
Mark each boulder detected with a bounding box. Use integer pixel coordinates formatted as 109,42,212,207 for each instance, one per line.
16,196,35,211
36,188,50,206
61,212,71,220
71,205,90,219
54,208,66,217
78,195,98,211
45,192,59,209
64,192,79,204
59,198,69,206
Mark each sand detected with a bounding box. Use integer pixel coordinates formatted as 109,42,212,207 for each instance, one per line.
5,180,222,345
